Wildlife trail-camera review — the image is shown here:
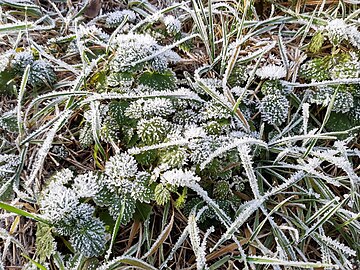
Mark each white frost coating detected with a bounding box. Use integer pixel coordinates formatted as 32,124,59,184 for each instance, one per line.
256,64,287,80
161,168,200,187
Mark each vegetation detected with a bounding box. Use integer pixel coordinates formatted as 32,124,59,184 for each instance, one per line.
0,0,359,269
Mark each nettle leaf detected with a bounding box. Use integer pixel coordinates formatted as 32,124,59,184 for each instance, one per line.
69,217,106,258
108,196,136,225
154,183,171,206
133,202,152,222
94,186,115,207
95,188,136,224
138,70,177,91
325,112,354,139
0,70,16,95
35,223,56,263
134,149,159,166
108,100,135,126
106,72,134,88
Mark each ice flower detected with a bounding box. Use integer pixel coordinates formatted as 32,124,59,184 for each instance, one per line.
260,94,289,125
164,15,181,33
256,64,287,80
104,152,138,183
161,168,201,187
73,172,101,198
105,10,136,28
40,181,79,222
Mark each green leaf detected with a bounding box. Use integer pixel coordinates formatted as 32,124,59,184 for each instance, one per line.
154,183,171,206
108,100,133,126
106,198,125,260
325,112,355,139
99,255,157,270
95,188,136,225
134,202,152,222
69,216,106,258
35,223,56,263
22,254,47,270
0,70,16,95
138,71,177,91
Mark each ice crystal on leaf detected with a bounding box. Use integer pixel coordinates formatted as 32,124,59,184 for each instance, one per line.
11,51,34,73
39,171,107,257
309,87,354,113
103,152,152,203
40,180,79,222
260,94,289,125
0,154,19,180
324,18,360,48
104,152,138,182
164,15,181,33
333,91,354,113
110,33,181,73
105,10,136,28
256,64,287,80
59,204,106,258
125,98,175,119
161,168,201,187
73,172,100,198
325,19,349,45
0,50,13,72
137,117,170,144
330,53,359,79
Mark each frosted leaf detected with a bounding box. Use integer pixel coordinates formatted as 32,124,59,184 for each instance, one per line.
0,50,14,72
0,154,19,180
61,204,106,257
125,98,175,119
161,168,200,187
259,94,289,125
105,10,136,28
160,146,188,167
164,15,181,33
104,152,138,182
188,214,209,270
324,19,360,48
73,172,101,198
11,51,34,73
330,54,359,80
256,64,287,80
318,234,356,257
110,33,180,73
137,117,170,144
28,60,56,87
325,19,348,45
332,91,354,113
40,181,79,222
79,122,94,148
52,169,74,185
309,86,333,106
202,101,231,120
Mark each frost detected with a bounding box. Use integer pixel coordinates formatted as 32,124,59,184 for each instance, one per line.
0,50,13,72
161,168,201,187
164,15,181,33
260,94,289,125
256,64,287,80
73,172,100,198
104,152,138,183
40,180,79,222
110,33,181,72
105,10,136,28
